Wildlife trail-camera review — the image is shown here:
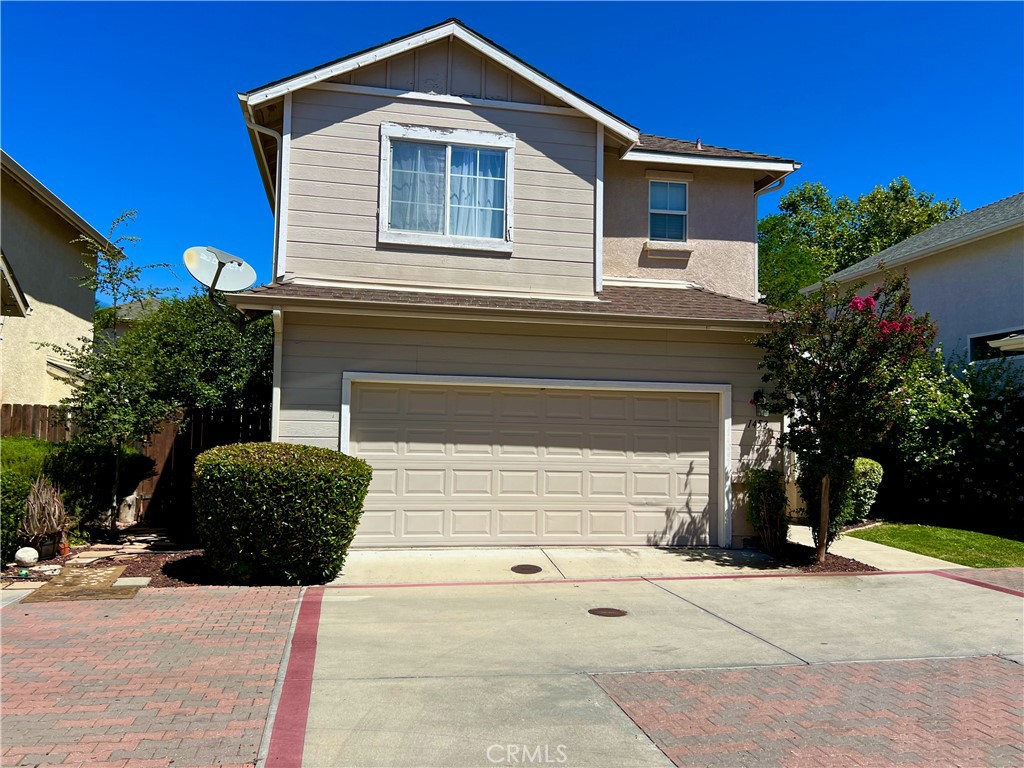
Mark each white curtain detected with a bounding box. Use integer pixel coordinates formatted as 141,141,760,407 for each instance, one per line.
449,147,505,239
390,141,445,233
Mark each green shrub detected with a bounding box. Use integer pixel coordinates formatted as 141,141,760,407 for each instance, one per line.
745,468,789,557
840,458,883,526
194,442,372,585
43,440,154,526
1,472,32,562
1,436,54,561
801,457,884,548
1,436,53,479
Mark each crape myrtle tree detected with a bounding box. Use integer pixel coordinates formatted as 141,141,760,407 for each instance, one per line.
754,271,936,562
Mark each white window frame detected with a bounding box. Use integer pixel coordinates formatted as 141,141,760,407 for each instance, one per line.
648,179,688,243
379,122,516,254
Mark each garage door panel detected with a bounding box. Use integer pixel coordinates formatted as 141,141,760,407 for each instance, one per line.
351,383,718,546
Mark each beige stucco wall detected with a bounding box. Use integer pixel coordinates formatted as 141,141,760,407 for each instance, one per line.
603,155,760,301
277,311,781,545
1,171,95,404
842,226,1024,366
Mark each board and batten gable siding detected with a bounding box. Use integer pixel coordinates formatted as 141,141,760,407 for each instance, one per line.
286,87,598,296
276,312,780,543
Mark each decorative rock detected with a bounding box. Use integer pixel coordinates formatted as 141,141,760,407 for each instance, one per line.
14,547,38,566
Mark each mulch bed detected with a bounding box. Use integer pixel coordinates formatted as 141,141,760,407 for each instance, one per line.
782,541,880,573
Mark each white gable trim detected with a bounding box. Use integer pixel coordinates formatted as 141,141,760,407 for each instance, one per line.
244,21,639,144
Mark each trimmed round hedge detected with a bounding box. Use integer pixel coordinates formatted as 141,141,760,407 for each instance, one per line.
194,442,372,585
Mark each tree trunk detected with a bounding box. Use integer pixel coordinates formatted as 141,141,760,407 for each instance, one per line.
817,474,830,564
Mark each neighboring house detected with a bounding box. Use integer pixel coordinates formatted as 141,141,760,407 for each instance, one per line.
230,19,801,548
807,192,1024,369
0,150,103,405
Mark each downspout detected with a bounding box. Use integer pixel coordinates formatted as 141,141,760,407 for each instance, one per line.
242,102,284,281
752,175,789,301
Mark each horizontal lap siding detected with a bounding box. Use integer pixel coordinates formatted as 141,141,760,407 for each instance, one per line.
277,313,781,479
288,90,597,295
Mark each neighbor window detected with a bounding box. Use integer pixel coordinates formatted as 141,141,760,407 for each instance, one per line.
969,329,1024,362
379,122,515,253
649,180,687,241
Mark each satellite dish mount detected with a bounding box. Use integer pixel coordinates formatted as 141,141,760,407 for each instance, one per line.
182,246,258,325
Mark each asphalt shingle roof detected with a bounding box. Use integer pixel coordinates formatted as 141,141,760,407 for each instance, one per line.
636,134,797,164
238,283,771,324
827,192,1024,284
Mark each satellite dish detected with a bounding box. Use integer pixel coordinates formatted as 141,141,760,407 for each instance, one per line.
183,246,257,293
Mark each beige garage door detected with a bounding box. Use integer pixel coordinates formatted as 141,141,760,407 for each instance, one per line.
349,382,719,547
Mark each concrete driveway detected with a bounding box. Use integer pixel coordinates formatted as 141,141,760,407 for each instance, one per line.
268,563,1023,768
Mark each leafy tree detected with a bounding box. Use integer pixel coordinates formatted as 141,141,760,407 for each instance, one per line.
758,179,961,307
755,271,936,562
129,294,272,416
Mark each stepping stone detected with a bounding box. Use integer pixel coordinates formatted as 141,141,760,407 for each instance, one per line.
4,581,45,590
113,577,151,587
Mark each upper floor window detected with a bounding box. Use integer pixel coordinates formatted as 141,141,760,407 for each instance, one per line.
379,122,515,253
969,329,1024,362
649,180,687,242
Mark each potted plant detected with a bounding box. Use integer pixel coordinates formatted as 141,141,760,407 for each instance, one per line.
21,478,69,560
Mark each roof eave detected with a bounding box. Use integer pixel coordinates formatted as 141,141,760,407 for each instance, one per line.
0,150,109,248
804,218,1024,294
226,290,769,332
238,94,277,211
621,149,800,174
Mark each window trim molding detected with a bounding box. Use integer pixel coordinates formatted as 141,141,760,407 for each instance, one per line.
378,121,516,254
647,178,689,244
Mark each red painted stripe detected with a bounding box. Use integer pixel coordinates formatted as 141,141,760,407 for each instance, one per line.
325,569,936,590
931,570,1024,598
265,586,324,768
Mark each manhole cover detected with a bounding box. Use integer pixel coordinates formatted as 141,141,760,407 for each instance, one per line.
511,564,543,574
588,607,628,617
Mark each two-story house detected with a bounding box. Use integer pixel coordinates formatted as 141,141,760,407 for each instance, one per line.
231,19,801,549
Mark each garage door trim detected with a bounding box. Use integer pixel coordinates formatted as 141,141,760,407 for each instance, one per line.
341,372,733,547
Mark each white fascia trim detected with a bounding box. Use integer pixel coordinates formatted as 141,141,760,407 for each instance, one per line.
271,307,283,441
378,121,516,253
602,276,701,290
622,149,799,174
339,371,732,547
245,21,639,144
595,126,604,293
309,81,580,117
0,150,108,246
804,220,1024,293
277,94,292,279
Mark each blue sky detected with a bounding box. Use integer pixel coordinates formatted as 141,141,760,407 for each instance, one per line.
3,2,1022,295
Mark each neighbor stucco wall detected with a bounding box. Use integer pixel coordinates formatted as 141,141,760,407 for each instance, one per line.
602,155,760,301
276,311,782,545
0,171,95,404
842,226,1024,366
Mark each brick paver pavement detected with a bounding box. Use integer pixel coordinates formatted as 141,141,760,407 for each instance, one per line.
595,656,1024,768
1,586,301,768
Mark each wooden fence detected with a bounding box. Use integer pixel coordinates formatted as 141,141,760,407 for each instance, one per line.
0,404,271,523
0,404,76,441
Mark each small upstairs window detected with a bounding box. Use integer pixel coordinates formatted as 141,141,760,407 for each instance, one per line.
649,180,688,242
379,122,515,253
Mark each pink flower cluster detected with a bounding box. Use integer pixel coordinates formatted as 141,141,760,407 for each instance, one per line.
848,296,877,311
879,315,915,335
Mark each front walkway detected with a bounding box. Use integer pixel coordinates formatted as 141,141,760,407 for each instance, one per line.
788,526,962,571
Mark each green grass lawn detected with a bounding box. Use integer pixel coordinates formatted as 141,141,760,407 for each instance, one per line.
848,523,1024,568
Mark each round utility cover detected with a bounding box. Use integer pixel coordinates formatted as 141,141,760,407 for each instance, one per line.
183,246,257,292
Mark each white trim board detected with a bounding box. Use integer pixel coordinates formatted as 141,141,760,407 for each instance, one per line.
339,371,733,547
244,21,639,143
621,149,799,174
277,94,292,278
